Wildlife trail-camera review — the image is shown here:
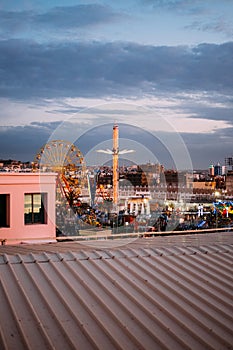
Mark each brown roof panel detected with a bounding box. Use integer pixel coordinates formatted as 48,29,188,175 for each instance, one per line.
1,235,233,350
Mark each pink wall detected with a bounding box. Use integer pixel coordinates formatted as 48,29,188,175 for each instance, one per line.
0,173,57,244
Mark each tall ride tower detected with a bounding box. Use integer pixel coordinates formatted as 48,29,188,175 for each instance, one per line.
112,124,119,206
97,124,134,211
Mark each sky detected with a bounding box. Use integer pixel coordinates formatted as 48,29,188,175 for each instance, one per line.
0,0,233,170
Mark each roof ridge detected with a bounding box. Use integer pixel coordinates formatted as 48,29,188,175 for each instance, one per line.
1,244,233,264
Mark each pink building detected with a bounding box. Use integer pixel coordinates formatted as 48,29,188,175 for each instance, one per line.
0,173,57,244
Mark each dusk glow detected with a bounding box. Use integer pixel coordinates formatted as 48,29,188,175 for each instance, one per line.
0,0,233,168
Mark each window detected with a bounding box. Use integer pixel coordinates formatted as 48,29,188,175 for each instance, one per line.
0,194,10,227
24,193,47,225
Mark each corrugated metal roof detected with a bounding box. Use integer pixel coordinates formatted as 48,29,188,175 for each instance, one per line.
0,233,233,349
1,230,233,255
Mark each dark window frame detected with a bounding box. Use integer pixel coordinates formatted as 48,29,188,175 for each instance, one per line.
0,194,10,227
24,193,47,225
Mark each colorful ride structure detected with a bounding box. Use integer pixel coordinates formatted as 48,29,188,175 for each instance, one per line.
33,140,91,207
212,201,233,217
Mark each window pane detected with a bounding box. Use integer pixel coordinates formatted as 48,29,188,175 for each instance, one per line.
0,194,10,227
33,194,42,223
33,194,41,213
24,194,33,224
24,194,32,214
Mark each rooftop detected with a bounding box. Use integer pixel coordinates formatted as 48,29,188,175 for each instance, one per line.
1,232,233,349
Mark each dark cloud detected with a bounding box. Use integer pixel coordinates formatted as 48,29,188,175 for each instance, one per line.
0,121,181,168
0,40,233,100
0,4,119,36
193,107,233,124
142,0,233,38
0,120,230,169
142,0,207,15
35,4,119,29
185,19,233,39
0,122,60,161
0,10,32,37
182,128,233,168
76,123,233,169
77,122,174,164
177,99,233,124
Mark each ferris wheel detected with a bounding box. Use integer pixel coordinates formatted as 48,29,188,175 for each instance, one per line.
34,140,84,172
34,140,90,205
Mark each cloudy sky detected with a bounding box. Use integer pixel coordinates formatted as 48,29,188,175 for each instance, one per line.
0,0,233,170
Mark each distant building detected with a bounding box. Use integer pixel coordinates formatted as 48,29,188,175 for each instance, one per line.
213,163,226,176
193,181,216,191
164,170,190,190
140,163,164,186
209,164,214,177
222,166,227,175
226,170,233,193
0,173,57,244
214,163,222,176
225,156,233,171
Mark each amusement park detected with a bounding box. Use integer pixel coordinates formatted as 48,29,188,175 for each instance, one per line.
31,124,233,239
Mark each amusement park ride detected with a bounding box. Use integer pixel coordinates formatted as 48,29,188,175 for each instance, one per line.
33,124,133,212
33,140,91,207
33,125,152,235
96,123,134,208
